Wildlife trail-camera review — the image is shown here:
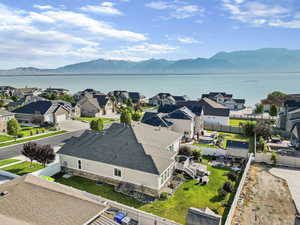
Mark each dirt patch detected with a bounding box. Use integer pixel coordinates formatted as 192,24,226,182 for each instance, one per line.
231,163,297,225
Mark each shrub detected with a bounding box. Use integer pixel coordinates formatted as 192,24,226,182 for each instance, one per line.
223,181,234,193
169,182,176,189
17,133,24,138
30,130,33,136
192,149,202,161
160,192,168,200
179,146,192,157
175,173,185,182
49,127,57,131
227,171,237,182
271,152,277,165
219,188,228,199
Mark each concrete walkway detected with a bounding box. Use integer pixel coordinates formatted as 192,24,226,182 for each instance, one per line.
270,167,300,214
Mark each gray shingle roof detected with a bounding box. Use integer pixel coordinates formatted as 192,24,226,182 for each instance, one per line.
58,123,181,175
141,112,173,127
164,106,195,120
13,101,53,114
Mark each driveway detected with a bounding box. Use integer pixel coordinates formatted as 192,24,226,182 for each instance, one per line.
270,167,300,214
58,120,90,131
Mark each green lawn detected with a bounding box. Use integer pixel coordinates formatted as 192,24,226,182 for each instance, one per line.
0,158,20,167
20,126,48,137
0,134,14,142
75,117,116,124
1,161,44,175
54,175,144,208
0,130,67,147
193,143,219,149
140,164,237,224
229,119,256,127
54,163,238,224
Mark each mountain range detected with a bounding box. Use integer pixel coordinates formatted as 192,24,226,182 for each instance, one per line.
1,48,300,75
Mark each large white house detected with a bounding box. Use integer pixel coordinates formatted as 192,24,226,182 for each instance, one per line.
58,122,182,197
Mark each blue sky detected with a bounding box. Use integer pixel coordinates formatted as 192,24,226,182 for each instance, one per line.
0,0,300,69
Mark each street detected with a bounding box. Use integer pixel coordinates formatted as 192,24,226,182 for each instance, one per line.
0,130,85,160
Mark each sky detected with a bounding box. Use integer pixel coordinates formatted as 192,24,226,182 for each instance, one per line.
0,0,300,69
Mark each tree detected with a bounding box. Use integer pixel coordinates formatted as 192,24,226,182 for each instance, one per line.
243,122,256,137
192,149,202,161
120,111,132,125
179,145,192,157
127,98,133,107
7,118,20,138
254,121,272,140
22,142,38,167
132,111,142,121
90,119,104,131
271,152,277,165
255,104,264,114
0,99,4,107
269,104,278,117
36,144,55,167
226,171,238,182
222,181,234,193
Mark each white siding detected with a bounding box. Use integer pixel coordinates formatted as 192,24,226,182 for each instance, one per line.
59,154,161,190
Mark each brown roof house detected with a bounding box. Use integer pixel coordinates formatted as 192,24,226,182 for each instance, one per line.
0,110,14,133
58,122,182,197
76,94,115,117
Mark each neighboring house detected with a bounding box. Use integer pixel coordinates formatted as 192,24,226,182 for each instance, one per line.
202,92,245,110
0,174,109,225
43,87,70,96
149,93,176,106
0,110,14,133
291,123,300,150
173,95,189,104
159,98,230,127
142,107,196,138
128,92,141,104
110,90,130,104
14,87,42,98
13,100,71,125
58,122,182,197
278,99,300,131
6,95,46,111
74,89,104,101
77,95,115,117
0,86,16,97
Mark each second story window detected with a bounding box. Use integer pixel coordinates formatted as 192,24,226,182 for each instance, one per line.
78,160,82,170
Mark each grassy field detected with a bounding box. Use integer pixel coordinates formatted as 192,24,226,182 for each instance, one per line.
1,161,43,175
0,134,13,142
140,164,236,224
54,175,144,208
0,158,20,167
229,119,256,127
0,130,67,147
75,117,116,124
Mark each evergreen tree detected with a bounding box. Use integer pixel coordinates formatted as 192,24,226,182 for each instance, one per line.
120,111,132,125
7,118,20,138
90,119,104,131
269,104,278,117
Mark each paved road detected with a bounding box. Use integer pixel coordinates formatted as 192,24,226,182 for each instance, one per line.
0,130,85,160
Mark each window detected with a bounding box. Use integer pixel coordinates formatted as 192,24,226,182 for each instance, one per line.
78,160,82,169
114,168,121,177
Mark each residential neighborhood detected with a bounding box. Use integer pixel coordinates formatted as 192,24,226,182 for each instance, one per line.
0,86,300,225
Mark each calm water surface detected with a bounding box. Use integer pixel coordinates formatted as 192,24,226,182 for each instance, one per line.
1,73,300,106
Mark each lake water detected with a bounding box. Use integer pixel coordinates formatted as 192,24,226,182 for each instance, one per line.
1,72,300,106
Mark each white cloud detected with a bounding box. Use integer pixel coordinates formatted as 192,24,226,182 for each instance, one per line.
222,0,300,29
81,2,123,16
145,1,173,10
145,1,204,19
33,5,54,10
177,36,200,44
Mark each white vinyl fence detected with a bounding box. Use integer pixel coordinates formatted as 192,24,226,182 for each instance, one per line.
224,154,253,225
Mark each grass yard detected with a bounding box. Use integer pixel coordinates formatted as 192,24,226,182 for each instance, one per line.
140,164,237,224
229,119,256,127
193,143,219,149
1,161,44,176
0,130,67,147
0,134,14,143
75,117,116,124
54,175,144,208
0,158,20,167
